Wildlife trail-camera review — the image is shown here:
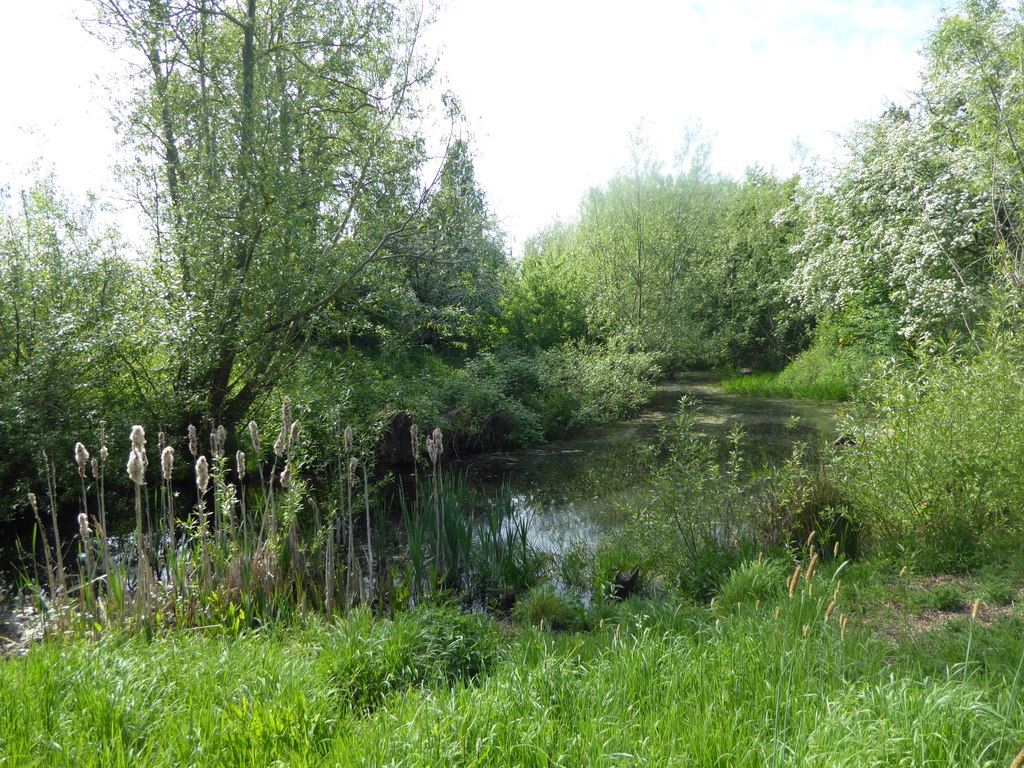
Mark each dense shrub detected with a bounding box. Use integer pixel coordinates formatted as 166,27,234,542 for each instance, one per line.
839,334,1024,570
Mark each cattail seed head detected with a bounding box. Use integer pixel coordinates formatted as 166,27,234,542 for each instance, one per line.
99,445,108,463
280,463,292,489
27,492,38,513
91,457,99,479
188,425,198,457
74,442,90,476
158,431,166,455
274,428,286,457
248,420,260,453
288,421,301,449
195,456,209,495
130,425,146,454
236,450,246,481
161,446,174,480
410,423,419,460
348,457,358,484
127,449,145,485
77,512,91,539
281,397,292,435
343,425,353,453
426,428,444,464
217,425,227,453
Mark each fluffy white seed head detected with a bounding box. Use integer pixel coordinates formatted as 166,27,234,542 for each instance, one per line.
127,449,145,485
195,456,209,494
188,424,198,457
344,425,353,453
273,428,286,457
248,420,260,453
288,421,301,449
236,450,246,481
77,512,91,538
74,442,90,477
280,463,292,489
130,425,146,454
161,446,174,480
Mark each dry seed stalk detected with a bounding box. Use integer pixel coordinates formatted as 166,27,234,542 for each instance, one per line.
788,565,801,597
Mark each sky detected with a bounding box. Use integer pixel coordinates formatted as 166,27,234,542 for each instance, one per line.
1,0,950,254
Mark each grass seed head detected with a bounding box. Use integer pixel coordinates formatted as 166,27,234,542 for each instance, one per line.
788,565,801,597
825,600,836,621
1009,745,1024,768
972,598,981,620
806,530,817,548
806,553,819,582
899,565,908,578
833,540,840,557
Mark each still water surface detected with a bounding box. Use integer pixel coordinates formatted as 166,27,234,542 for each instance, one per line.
452,373,840,553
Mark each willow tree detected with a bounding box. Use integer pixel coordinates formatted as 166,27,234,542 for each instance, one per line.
92,0,444,426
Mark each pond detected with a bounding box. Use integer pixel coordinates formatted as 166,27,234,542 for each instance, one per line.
450,373,840,553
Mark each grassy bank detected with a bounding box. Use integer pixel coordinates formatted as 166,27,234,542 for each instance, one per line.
2,559,1022,767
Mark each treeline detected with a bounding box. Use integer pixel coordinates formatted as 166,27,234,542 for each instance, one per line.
0,0,662,523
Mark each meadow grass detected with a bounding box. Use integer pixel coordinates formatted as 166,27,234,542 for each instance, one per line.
2,558,1022,767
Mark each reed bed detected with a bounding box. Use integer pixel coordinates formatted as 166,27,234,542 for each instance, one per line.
13,405,538,638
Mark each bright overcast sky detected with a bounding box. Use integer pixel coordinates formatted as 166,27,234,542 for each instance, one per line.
1,0,949,254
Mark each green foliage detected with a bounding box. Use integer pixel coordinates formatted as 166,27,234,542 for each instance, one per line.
0,179,147,520
716,557,791,608
322,605,499,712
512,582,585,631
840,332,1024,570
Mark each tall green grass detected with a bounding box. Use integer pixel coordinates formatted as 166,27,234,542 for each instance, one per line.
2,560,1021,767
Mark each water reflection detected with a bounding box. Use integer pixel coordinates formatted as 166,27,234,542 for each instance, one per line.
453,374,839,553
